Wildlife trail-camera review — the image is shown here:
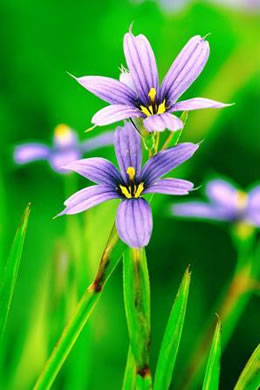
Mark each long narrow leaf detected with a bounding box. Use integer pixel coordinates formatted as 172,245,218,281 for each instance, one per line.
33,224,126,390
0,203,31,341
234,344,260,390
154,266,191,390
202,319,221,390
122,347,136,390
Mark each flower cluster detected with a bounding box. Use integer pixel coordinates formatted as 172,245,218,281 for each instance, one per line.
14,29,232,249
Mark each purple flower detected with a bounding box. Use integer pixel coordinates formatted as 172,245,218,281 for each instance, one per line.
57,122,199,248
14,124,114,174
72,32,230,133
172,178,260,227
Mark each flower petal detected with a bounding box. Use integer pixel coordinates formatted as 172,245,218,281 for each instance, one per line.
114,122,142,182
141,142,199,185
73,75,136,105
92,104,140,126
62,157,122,185
143,113,183,132
116,198,153,248
171,98,232,112
57,185,120,216
206,179,237,207
160,35,209,105
124,32,159,104
247,185,260,226
143,178,193,195
172,202,230,220
14,143,50,164
80,131,114,152
50,149,81,173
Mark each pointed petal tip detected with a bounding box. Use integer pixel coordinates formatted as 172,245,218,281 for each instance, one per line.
66,71,77,80
53,210,66,220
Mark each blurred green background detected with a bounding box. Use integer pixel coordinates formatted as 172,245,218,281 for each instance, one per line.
0,0,259,389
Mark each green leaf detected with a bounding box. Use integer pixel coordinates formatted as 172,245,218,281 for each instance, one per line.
33,224,126,390
234,344,260,390
122,347,137,390
123,248,151,372
202,319,221,390
154,266,191,390
0,203,31,342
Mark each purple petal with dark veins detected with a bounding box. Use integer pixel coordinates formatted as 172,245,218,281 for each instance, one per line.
143,178,194,195
73,75,136,105
62,157,122,185
171,98,232,112
92,104,141,126
50,149,81,174
57,185,120,216
206,179,237,207
116,198,153,248
14,143,50,164
160,35,209,105
114,122,142,182
143,113,183,132
172,201,232,221
141,143,199,186
80,131,114,152
247,185,260,226
124,32,159,104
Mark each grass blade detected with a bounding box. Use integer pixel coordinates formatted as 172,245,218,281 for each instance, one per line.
122,347,136,390
123,247,151,383
202,318,221,390
33,224,126,390
154,266,191,390
0,203,31,342
234,344,260,390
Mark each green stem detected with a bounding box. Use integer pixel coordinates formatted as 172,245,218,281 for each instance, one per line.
179,232,259,389
123,247,152,389
33,224,125,390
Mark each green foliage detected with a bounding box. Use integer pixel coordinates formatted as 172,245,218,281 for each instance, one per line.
123,248,151,372
202,319,221,390
234,344,260,390
0,203,31,342
153,266,191,390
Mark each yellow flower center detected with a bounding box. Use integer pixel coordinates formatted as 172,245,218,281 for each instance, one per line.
235,190,248,210
140,88,166,117
119,167,144,199
54,124,72,141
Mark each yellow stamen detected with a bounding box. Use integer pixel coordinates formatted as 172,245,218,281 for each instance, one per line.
140,105,151,117
134,182,144,198
157,99,166,114
148,87,156,103
119,185,131,199
54,124,71,139
127,167,136,181
236,190,248,210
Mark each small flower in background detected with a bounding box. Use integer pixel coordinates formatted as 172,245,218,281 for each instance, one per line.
72,31,229,133
14,124,114,174
132,0,189,12
57,122,199,248
131,0,260,13
172,178,260,236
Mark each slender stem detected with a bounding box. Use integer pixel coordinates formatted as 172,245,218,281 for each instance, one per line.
33,224,125,390
178,233,259,389
123,247,152,389
154,132,160,155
